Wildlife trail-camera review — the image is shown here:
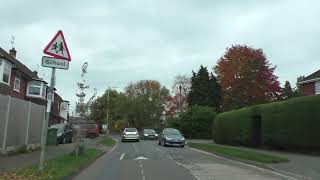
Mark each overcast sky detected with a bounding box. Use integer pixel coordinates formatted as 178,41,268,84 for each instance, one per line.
1,0,319,113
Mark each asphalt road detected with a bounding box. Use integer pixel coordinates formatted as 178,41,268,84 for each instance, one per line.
74,136,299,180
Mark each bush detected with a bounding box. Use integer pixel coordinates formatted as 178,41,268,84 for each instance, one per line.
179,106,216,139
261,95,320,150
213,107,256,145
213,95,320,151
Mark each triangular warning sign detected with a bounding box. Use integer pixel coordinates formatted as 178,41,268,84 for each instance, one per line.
43,30,71,61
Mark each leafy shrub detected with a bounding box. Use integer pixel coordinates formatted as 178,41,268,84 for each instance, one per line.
179,106,216,139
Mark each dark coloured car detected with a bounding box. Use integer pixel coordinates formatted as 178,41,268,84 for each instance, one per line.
158,128,185,148
141,129,157,140
49,123,73,144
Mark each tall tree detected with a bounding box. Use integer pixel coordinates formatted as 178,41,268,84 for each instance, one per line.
280,81,295,100
187,66,222,110
208,73,223,111
188,65,210,106
214,45,281,110
170,74,191,114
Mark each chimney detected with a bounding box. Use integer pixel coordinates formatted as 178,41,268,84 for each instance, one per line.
9,48,17,58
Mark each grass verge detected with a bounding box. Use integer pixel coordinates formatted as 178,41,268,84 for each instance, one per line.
0,148,102,180
100,136,116,146
188,143,289,163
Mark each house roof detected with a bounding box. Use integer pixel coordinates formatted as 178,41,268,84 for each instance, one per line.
0,47,38,79
300,70,320,84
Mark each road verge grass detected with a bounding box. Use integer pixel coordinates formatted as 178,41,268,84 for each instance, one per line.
99,136,116,146
0,148,102,180
188,143,289,163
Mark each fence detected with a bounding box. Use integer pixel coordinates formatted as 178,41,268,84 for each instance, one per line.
0,95,45,154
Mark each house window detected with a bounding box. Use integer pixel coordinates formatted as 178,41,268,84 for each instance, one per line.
0,59,12,85
60,102,68,111
27,80,47,98
315,81,320,95
14,77,21,92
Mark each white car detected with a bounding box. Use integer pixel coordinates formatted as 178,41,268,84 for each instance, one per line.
121,128,140,142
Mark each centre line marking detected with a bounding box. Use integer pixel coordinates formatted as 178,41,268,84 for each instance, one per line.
120,153,125,160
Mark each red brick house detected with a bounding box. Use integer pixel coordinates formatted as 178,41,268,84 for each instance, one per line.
49,92,70,125
0,47,69,124
299,70,320,96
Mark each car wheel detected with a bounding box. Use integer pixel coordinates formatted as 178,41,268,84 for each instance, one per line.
158,141,161,145
180,145,184,148
137,139,140,142
69,137,73,143
62,137,66,144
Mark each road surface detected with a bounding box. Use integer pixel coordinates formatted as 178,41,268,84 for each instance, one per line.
74,136,298,180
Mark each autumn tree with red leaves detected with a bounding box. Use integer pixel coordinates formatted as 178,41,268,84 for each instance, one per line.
214,45,280,111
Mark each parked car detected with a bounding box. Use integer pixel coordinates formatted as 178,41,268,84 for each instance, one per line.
141,129,157,140
122,128,140,142
85,123,100,138
72,123,100,138
158,128,185,148
49,123,73,144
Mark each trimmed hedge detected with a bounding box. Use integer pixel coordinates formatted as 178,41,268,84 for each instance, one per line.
213,107,254,145
213,95,320,150
261,95,320,150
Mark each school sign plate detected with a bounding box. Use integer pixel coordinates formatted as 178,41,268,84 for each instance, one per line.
42,56,69,69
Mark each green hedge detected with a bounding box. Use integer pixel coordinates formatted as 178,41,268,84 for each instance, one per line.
261,95,320,150
213,95,320,150
213,107,254,145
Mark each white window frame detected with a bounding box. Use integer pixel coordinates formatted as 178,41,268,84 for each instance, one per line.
315,81,320,95
14,76,21,92
26,80,47,99
60,102,68,111
0,58,12,85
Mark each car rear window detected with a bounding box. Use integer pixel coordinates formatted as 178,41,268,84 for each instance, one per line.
125,128,137,132
144,129,155,133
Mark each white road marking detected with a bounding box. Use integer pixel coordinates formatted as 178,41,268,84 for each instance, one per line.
188,147,301,180
168,155,174,160
120,153,125,160
139,160,146,180
106,144,118,154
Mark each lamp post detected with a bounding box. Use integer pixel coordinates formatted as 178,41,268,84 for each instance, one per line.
179,84,183,131
106,86,118,135
179,84,182,113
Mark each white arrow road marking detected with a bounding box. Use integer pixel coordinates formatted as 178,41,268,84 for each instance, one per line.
120,153,125,160
135,156,148,160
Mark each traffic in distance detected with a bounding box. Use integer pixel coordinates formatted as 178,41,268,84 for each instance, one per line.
121,127,186,148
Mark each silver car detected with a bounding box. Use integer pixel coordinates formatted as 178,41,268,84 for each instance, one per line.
121,128,140,142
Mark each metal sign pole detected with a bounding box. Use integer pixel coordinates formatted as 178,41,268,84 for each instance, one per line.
39,67,56,171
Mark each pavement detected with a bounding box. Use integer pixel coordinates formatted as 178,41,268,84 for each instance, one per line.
0,137,102,172
188,139,320,180
73,135,299,180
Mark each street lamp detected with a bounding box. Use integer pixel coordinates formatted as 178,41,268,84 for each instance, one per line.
106,86,118,135
179,84,182,113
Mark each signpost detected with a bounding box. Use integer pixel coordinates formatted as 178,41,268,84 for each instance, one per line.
39,30,71,171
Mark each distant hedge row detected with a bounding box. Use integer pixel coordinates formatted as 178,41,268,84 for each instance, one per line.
213,95,320,150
